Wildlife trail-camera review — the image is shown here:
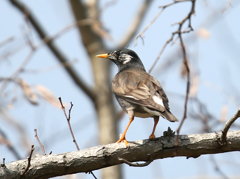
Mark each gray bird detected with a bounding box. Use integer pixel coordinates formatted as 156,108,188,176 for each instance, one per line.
96,49,178,146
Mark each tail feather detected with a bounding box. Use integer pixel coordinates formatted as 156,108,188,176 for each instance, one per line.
162,110,179,122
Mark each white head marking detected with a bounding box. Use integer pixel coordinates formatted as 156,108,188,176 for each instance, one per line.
119,54,133,64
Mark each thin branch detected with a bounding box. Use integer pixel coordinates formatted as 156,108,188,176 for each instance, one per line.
220,108,240,145
0,108,31,152
0,50,34,96
116,0,153,49
135,8,164,46
34,129,46,155
173,0,196,146
0,36,14,48
210,155,229,179
9,0,95,102
58,97,97,178
58,97,80,150
118,157,153,167
148,0,195,74
148,33,174,74
135,0,193,49
20,145,35,176
0,18,94,95
98,0,119,14
23,59,78,74
221,0,232,13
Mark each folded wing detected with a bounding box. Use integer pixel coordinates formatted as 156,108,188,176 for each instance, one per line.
112,69,169,113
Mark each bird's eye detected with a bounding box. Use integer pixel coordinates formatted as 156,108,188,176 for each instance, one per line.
115,51,120,56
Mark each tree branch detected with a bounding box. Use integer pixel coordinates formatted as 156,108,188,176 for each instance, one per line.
1,130,240,179
34,129,46,155
20,145,34,176
58,98,80,150
220,108,240,145
9,0,95,101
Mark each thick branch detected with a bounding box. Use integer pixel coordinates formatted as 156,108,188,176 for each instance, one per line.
9,0,95,101
1,130,240,179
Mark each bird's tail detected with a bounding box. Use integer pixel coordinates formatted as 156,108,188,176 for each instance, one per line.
162,110,179,122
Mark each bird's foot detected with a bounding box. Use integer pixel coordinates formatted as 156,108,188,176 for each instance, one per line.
116,136,129,146
149,134,156,139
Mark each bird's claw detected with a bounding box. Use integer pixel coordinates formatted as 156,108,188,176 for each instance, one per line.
149,134,156,139
116,136,129,146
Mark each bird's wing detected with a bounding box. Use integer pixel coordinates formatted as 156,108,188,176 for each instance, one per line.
149,75,170,111
112,70,168,112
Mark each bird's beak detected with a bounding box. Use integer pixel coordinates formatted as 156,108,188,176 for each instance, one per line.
96,53,112,59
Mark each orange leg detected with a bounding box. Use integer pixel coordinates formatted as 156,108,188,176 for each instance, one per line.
149,116,159,139
116,115,134,146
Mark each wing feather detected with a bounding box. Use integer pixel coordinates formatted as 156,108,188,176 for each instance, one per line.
112,69,168,112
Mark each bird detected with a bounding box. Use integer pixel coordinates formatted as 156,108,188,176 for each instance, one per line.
96,49,178,146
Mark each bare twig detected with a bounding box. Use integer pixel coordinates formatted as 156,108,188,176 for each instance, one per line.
0,112,31,151
148,34,174,74
189,97,213,133
135,7,164,46
20,145,35,176
117,0,153,49
221,0,232,13
135,0,193,49
86,171,97,179
173,0,195,146
148,0,195,74
0,50,34,96
34,129,46,155
118,157,153,167
0,37,14,48
210,155,229,179
98,0,119,14
58,97,80,150
0,43,27,61
23,59,78,74
0,18,91,95
220,108,240,145
58,97,97,178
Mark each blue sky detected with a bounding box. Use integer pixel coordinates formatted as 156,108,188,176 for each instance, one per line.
0,0,240,178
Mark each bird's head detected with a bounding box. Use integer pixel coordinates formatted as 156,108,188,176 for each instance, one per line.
96,49,146,72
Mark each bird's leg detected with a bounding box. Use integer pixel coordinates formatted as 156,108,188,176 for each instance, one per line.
116,111,134,146
149,116,159,139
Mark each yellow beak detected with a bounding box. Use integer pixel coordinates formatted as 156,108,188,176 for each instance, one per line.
95,53,109,58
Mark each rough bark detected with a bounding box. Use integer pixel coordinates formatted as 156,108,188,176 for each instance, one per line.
1,130,240,179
